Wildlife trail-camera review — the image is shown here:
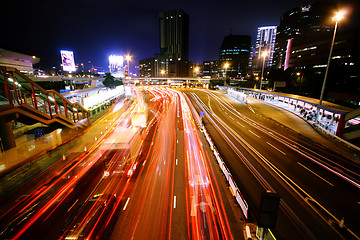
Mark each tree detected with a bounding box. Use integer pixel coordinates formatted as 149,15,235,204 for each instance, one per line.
103,73,123,89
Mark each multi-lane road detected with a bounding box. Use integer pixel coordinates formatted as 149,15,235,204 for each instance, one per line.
110,87,241,239
0,87,244,240
1,86,359,240
186,89,360,240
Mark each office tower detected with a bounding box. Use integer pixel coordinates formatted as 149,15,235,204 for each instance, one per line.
273,0,360,107
139,57,155,77
273,2,335,69
202,60,220,79
255,26,277,69
159,9,189,77
219,35,251,78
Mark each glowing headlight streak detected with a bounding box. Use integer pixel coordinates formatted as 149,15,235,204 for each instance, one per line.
178,91,233,240
6,99,138,239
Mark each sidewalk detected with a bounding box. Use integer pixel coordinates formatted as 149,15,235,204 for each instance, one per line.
0,102,116,177
245,97,360,160
0,124,85,177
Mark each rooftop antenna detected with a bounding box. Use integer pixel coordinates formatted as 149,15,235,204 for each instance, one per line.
229,28,233,35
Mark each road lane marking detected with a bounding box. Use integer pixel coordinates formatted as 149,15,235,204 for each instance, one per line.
237,122,245,128
266,142,286,155
67,199,79,212
131,219,140,240
177,140,178,144
297,162,334,187
248,130,260,138
176,159,178,165
123,197,130,210
247,104,255,113
229,116,234,120
174,196,177,208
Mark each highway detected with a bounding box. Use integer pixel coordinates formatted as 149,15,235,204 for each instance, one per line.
0,95,144,239
3,86,358,239
186,89,360,240
109,87,240,239
0,87,244,239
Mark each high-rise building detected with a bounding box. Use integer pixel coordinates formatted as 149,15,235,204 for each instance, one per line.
139,57,155,77
219,35,251,78
272,2,335,69
254,26,277,69
202,60,220,79
272,0,360,107
159,9,189,77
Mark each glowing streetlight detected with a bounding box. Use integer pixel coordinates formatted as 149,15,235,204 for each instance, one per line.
223,63,230,79
125,54,131,77
260,50,268,91
316,10,345,124
194,67,200,77
160,69,165,76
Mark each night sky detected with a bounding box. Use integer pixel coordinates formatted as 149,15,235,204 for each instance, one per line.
2,0,329,74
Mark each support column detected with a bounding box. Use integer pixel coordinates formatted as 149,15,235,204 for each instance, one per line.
0,120,16,150
336,114,346,137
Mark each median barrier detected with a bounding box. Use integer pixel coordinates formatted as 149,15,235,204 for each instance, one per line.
184,93,249,219
202,125,249,219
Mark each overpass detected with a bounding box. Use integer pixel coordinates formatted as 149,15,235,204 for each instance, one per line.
128,77,210,87
0,67,89,150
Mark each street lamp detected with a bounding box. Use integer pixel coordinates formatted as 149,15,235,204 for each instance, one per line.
160,69,165,76
194,67,199,77
223,63,229,78
125,54,131,77
260,50,268,91
316,10,345,124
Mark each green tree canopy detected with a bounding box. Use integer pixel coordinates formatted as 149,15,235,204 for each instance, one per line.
103,73,123,89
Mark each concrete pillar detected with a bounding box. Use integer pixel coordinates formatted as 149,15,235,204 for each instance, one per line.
0,120,16,150
336,114,346,137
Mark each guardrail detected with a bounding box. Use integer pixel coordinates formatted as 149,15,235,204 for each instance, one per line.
185,94,249,219
202,125,249,219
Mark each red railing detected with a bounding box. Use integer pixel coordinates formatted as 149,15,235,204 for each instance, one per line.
0,66,89,125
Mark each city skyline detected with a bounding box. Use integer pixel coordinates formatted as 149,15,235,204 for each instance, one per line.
2,0,330,72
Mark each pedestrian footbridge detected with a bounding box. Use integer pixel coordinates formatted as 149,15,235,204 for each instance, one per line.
0,67,89,150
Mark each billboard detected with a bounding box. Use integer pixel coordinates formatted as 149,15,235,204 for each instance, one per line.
60,50,76,72
108,55,124,78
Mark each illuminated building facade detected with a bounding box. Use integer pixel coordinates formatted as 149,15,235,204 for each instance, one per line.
273,0,360,107
159,9,189,77
272,2,335,69
254,26,277,69
202,60,220,78
139,57,155,77
219,35,251,78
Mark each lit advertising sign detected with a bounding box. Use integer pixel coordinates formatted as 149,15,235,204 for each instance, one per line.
108,55,124,78
60,50,76,72
109,55,124,68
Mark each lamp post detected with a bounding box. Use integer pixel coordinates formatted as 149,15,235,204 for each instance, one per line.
125,55,131,77
194,67,199,77
260,50,268,91
316,10,345,124
223,63,229,78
